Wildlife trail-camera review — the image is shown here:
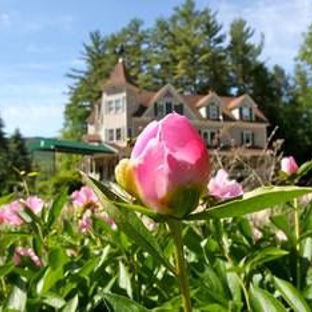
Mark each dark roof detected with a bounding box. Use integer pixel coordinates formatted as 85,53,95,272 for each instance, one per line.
102,59,136,88
28,138,116,155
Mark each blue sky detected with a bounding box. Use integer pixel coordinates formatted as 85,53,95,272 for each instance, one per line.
0,0,311,138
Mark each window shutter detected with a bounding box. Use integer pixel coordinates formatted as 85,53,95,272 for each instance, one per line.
154,102,158,117
251,132,255,146
241,132,244,145
239,107,243,120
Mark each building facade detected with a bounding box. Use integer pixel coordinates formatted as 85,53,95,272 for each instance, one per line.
84,59,269,182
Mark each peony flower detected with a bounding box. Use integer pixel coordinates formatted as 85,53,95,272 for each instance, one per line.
71,186,99,209
115,113,210,218
208,169,243,201
281,156,298,175
4,200,24,226
23,196,44,214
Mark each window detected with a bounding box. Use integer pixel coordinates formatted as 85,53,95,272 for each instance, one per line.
108,129,114,141
207,103,219,120
202,130,220,147
115,99,122,114
107,101,114,114
242,131,254,146
165,102,173,114
128,128,132,139
174,103,184,115
116,128,122,141
240,106,253,121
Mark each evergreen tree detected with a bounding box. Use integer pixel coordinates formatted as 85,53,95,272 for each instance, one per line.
227,18,264,95
148,0,228,94
7,129,31,179
0,115,8,195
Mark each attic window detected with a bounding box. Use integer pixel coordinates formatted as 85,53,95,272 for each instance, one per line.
207,103,219,120
240,106,253,121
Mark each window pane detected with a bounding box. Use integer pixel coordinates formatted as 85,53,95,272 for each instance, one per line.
165,102,172,114
116,128,122,141
108,129,114,141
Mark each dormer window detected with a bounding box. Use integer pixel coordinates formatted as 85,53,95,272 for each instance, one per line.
207,103,220,120
240,106,253,121
174,103,184,115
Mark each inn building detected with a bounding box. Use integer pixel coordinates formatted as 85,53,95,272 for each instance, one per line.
82,59,270,182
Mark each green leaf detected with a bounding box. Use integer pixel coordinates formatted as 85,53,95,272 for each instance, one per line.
0,263,14,278
103,293,149,312
37,267,64,294
47,188,68,228
62,294,78,312
273,276,310,312
84,175,175,274
48,247,69,270
0,193,14,206
271,214,296,246
119,261,133,298
187,186,312,220
245,247,288,273
43,293,66,309
6,276,27,311
250,285,286,312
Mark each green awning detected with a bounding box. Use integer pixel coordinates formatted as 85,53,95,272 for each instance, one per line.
28,138,116,155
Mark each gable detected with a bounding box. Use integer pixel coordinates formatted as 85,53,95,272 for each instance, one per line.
143,84,201,120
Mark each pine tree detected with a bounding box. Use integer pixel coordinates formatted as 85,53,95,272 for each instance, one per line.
227,18,264,95
0,115,8,195
7,129,31,179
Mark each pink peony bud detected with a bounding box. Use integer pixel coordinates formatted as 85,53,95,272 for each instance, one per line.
115,113,210,218
281,156,298,175
71,186,99,209
208,169,243,201
23,196,44,214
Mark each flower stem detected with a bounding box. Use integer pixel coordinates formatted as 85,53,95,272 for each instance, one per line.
168,219,192,312
294,198,301,289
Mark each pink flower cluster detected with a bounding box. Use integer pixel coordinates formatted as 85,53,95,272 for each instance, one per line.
13,247,43,267
0,196,44,226
71,186,116,233
208,169,243,201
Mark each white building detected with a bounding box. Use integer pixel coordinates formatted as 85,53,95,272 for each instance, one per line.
83,59,269,181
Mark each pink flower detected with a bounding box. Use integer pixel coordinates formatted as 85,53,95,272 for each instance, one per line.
115,113,210,218
13,247,42,267
96,212,117,230
4,201,24,226
79,211,93,233
208,169,243,201
281,156,298,175
71,186,99,209
23,196,44,214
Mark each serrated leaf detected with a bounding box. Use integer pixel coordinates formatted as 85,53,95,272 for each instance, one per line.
187,186,312,220
103,293,149,312
250,285,286,312
273,276,310,312
84,175,175,274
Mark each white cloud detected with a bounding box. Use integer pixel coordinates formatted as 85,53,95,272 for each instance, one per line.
209,0,312,71
0,100,65,137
